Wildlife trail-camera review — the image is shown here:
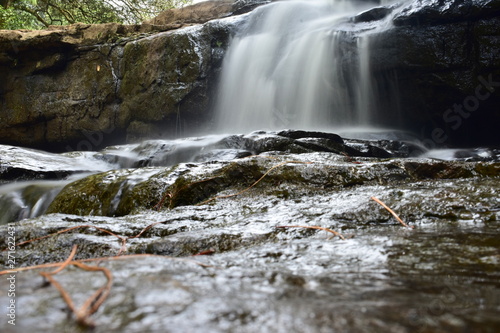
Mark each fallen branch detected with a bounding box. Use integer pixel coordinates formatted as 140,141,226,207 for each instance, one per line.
275,225,346,240
38,245,113,328
370,196,414,229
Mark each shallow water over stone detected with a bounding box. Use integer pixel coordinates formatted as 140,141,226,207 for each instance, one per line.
0,130,499,332
2,179,499,332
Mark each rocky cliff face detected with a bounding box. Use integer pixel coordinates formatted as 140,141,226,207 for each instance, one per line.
0,0,499,151
367,0,500,148
0,0,270,151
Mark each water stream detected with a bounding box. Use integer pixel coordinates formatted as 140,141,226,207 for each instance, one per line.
0,0,414,225
1,2,499,330
214,0,406,133
0,0,494,225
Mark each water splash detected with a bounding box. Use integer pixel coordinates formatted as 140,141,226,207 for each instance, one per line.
214,0,405,134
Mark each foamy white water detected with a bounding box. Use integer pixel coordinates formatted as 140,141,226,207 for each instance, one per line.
214,0,405,134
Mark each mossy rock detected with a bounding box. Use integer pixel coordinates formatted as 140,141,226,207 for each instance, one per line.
402,161,476,179
44,156,500,219
163,161,265,209
45,161,266,216
47,168,167,217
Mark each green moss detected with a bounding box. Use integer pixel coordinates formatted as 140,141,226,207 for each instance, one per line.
46,169,163,217
404,161,475,179
115,178,165,215
120,41,149,98
163,162,265,209
474,163,500,177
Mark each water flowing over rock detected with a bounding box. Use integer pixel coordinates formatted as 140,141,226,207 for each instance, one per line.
0,0,499,149
0,144,116,222
0,0,270,151
0,130,499,332
214,0,396,133
214,0,500,147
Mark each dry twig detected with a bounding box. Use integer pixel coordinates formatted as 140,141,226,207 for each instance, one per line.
370,196,414,229
38,245,113,328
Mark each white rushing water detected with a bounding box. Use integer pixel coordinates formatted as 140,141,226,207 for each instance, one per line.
214,0,405,134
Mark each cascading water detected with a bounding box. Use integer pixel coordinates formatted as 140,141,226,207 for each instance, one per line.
0,0,418,225
214,0,405,134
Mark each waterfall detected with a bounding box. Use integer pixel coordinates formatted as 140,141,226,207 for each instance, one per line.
214,0,404,134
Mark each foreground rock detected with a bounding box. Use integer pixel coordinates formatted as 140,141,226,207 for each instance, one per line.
0,129,499,331
1,159,499,331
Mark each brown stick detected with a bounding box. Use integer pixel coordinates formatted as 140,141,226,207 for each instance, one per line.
71,261,113,323
39,245,79,315
370,196,414,229
38,244,113,327
49,244,78,274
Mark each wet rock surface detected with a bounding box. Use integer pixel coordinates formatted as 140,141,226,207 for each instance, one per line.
368,0,500,147
0,130,499,332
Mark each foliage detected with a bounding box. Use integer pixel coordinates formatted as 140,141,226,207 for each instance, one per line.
0,0,192,29
0,4,38,29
